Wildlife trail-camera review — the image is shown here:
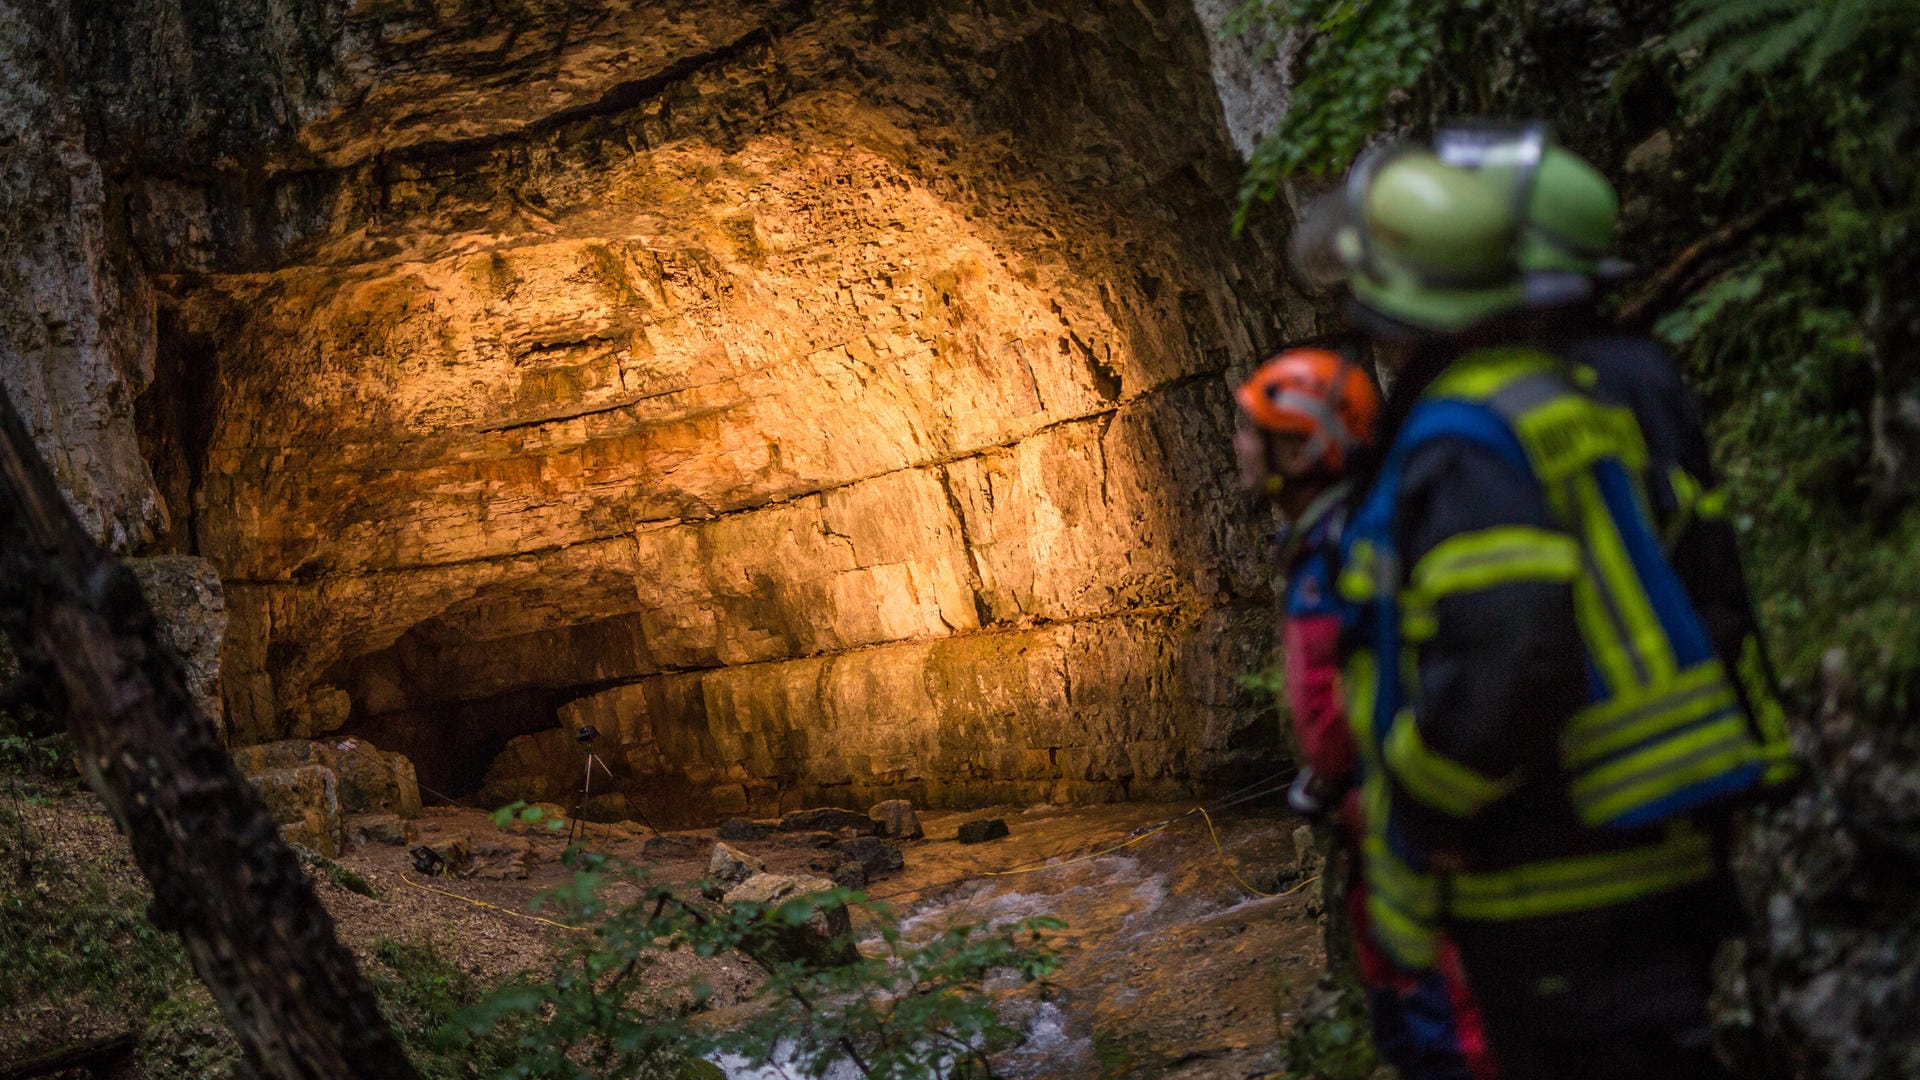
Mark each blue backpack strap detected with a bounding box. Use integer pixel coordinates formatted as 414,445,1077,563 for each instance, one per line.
1396,398,1531,477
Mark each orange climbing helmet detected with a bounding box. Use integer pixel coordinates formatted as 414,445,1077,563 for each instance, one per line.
1234,348,1380,474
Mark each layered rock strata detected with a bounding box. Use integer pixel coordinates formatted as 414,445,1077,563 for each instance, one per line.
7,2,1308,823
148,1,1305,820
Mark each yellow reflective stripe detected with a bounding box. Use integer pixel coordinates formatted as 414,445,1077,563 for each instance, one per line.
1428,347,1560,401
1345,649,1380,766
1571,471,1679,684
1400,526,1580,643
1569,714,1760,825
1368,890,1441,970
1664,466,1731,547
1410,527,1582,599
1384,709,1518,817
1570,556,1642,693
1450,824,1714,921
1737,636,1798,786
1362,832,1442,970
1339,540,1378,603
1563,662,1736,766
1663,466,1699,549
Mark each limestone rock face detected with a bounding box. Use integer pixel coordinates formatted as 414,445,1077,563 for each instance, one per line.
11,3,1303,823
127,556,228,740
0,0,342,551
127,1,1303,817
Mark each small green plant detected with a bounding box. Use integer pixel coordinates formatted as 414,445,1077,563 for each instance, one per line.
0,862,195,1016
1671,0,1910,105
1226,0,1495,225
1276,973,1382,1080
453,849,1064,1079
368,938,529,1080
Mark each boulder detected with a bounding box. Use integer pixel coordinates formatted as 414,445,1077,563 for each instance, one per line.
868,799,923,840
231,738,421,818
476,727,581,808
417,832,533,880
835,836,905,880
722,872,856,966
249,765,342,858
956,818,1009,844
718,817,771,841
708,842,766,888
346,813,410,847
465,834,534,880
580,793,629,823
779,807,878,834
826,860,868,890
641,833,709,861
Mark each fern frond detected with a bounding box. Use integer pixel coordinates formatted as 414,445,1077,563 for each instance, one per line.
1802,0,1872,82
1738,8,1825,76
1670,0,1808,52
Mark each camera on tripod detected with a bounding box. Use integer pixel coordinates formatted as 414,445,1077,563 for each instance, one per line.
575,724,599,745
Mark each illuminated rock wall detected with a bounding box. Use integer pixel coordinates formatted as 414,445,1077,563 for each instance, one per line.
18,0,1312,822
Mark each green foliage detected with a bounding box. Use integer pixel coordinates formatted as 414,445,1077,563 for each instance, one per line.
1227,0,1492,225
490,799,569,833
1661,0,1920,712
1660,223,1919,714
0,858,193,1017
1275,973,1382,1080
454,849,1064,1079
1672,0,1908,105
0,722,74,779
1237,658,1287,700
368,938,530,1080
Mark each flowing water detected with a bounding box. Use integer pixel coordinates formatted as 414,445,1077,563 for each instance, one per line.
713,801,1325,1079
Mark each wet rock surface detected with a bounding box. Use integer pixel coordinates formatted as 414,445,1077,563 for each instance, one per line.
1720,660,1920,1079
886,803,1319,1078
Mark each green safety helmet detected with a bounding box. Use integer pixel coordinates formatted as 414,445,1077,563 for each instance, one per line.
1434,122,1626,280
1334,145,1525,334
1523,147,1620,275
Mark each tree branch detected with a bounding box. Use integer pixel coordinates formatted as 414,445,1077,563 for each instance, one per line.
0,385,417,1080
1618,198,1796,327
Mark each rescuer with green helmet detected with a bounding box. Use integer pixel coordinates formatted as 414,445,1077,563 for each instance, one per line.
1439,121,1799,793
1326,141,1771,1080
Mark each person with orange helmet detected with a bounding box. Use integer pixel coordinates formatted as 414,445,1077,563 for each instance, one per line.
1235,349,1495,1080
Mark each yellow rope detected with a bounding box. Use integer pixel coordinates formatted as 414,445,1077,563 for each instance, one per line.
399,871,590,933
975,819,1178,878
1197,805,1318,899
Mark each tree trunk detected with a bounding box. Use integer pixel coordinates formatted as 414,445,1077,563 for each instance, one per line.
0,386,418,1079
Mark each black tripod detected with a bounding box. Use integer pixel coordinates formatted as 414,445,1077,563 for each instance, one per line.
565,725,653,845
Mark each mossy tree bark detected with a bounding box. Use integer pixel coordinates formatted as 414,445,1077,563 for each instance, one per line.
0,385,417,1080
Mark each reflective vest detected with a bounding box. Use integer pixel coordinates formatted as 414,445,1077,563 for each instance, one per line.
1338,347,1784,969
